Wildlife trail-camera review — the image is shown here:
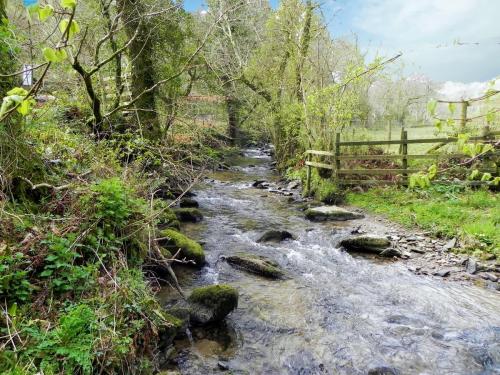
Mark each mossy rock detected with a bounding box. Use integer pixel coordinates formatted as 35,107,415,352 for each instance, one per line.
187,284,238,324
158,207,181,230
224,253,284,279
305,205,364,221
158,229,205,267
180,198,199,208
339,235,391,254
158,312,185,349
173,208,203,223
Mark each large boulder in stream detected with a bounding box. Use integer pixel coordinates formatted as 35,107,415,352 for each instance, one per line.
157,229,205,267
173,207,203,222
257,230,295,243
305,206,364,221
340,235,401,257
180,197,199,208
223,253,284,279
187,284,239,325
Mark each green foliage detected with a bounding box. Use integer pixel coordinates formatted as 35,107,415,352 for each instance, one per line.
42,47,67,63
40,234,94,294
86,178,138,229
24,304,96,374
0,87,36,117
0,252,32,303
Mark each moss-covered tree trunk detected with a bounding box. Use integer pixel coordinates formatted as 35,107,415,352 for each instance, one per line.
118,0,160,139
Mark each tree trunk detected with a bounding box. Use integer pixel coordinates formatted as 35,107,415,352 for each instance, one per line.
118,0,159,139
72,61,104,138
295,0,313,102
222,76,239,144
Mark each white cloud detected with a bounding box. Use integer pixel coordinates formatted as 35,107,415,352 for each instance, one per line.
347,0,500,82
437,79,500,101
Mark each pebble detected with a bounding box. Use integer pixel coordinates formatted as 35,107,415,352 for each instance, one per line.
434,269,451,277
480,273,498,282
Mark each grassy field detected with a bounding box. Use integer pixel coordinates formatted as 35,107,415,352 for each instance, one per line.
346,186,500,259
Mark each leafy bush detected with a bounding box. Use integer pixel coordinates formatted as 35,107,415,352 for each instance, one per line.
23,304,97,374
40,234,94,294
0,252,32,303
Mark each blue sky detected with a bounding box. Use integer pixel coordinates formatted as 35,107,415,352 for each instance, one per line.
183,0,499,84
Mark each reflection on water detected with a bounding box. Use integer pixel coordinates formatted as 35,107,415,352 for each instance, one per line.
163,149,500,375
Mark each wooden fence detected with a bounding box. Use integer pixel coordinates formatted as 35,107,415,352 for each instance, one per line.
305,129,500,191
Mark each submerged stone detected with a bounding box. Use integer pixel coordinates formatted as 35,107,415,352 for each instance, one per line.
187,284,239,325
305,205,364,221
224,253,284,279
257,230,295,243
158,229,205,267
173,207,203,222
367,366,400,375
340,235,397,257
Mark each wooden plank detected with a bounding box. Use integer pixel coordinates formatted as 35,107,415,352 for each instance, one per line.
340,180,401,185
338,133,499,146
305,161,334,170
336,151,499,160
340,180,492,186
338,169,420,175
305,150,335,156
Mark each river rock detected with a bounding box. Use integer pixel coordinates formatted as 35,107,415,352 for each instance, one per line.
305,206,364,221
157,229,205,267
367,366,400,375
340,235,394,256
252,179,266,188
466,258,478,274
173,208,203,222
257,230,295,243
223,253,284,279
287,180,301,190
187,284,238,325
180,198,199,208
433,269,451,277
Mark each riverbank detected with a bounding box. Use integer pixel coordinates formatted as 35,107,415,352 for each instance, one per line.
346,186,499,260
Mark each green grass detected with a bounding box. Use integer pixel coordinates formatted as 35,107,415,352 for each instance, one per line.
346,186,500,259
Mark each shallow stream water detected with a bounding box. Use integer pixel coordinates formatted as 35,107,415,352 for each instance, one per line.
163,149,500,375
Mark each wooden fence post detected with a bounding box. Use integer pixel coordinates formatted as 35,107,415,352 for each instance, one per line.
402,129,408,185
306,152,311,196
335,132,341,180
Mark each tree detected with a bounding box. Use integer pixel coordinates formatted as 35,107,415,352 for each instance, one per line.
199,0,270,143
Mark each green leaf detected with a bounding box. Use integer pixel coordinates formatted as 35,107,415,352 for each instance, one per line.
427,100,437,116
428,164,438,180
480,173,492,182
8,303,17,317
486,110,496,124
448,102,456,115
59,19,80,38
42,47,67,63
469,169,480,180
7,87,28,96
61,0,77,9
17,99,34,116
38,5,54,22
434,119,443,131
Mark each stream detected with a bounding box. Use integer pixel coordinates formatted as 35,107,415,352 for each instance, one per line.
162,148,500,375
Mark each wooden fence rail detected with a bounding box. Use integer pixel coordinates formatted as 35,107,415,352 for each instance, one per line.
305,129,500,191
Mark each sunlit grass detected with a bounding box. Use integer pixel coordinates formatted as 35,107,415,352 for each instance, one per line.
347,186,499,258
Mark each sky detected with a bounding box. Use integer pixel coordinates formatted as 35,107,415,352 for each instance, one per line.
184,0,499,86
